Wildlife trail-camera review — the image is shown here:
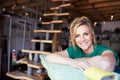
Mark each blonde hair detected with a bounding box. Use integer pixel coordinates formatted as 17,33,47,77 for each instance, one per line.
69,16,97,46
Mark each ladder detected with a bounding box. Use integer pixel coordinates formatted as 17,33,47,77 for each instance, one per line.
6,0,72,80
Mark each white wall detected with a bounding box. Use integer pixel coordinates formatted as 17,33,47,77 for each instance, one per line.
100,21,120,52
101,21,120,32
3,16,37,53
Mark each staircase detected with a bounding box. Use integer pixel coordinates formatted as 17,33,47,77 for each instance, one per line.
6,0,72,80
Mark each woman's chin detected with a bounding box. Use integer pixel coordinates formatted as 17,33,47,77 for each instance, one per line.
80,47,88,51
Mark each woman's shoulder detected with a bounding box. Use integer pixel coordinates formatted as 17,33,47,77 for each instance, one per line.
95,44,118,55
94,44,113,54
95,44,112,50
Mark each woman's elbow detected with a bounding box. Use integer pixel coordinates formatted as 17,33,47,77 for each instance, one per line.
101,60,116,72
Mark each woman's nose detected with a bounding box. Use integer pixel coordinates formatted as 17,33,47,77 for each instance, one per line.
80,36,85,42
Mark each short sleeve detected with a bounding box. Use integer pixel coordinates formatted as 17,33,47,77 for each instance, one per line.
66,46,84,59
66,46,74,58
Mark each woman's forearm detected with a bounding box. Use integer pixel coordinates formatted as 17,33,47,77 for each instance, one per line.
46,53,116,72
74,55,116,71
46,53,91,71
46,53,73,66
87,56,116,71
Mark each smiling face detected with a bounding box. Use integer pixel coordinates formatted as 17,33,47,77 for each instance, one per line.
70,16,96,53
75,24,94,53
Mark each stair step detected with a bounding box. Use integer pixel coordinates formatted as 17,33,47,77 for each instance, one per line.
6,71,39,80
22,49,50,55
43,12,70,17
17,59,44,69
33,72,48,80
34,30,62,33
31,39,53,43
50,3,72,10
42,20,64,24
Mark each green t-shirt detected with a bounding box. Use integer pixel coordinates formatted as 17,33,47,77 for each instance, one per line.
66,44,119,65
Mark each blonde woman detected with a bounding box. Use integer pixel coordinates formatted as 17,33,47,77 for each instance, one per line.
46,16,119,72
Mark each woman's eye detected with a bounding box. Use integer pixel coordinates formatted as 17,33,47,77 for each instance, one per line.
75,34,79,38
84,33,89,35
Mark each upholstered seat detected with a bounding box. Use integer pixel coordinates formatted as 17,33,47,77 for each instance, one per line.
40,54,120,80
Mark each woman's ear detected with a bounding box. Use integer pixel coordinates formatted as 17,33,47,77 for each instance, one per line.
91,31,95,38
91,32,95,44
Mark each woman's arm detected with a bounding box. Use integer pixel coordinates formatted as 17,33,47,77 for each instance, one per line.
87,50,116,71
46,50,73,65
46,50,91,71
46,50,116,72
74,50,116,71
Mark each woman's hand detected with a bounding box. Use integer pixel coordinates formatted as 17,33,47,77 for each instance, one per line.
70,59,91,71
46,52,91,71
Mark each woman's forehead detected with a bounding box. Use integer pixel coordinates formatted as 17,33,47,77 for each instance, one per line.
75,25,90,32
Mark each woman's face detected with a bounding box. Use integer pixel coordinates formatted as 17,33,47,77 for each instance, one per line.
75,24,93,51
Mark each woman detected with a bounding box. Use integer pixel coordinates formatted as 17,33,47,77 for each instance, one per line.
46,16,119,72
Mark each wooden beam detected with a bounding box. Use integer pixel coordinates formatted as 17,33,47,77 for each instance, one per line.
94,1,120,8
1,0,26,6
97,6,120,11
77,9,95,13
76,5,120,13
1,1,14,6
33,30,62,33
15,0,26,4
100,10,118,14
75,1,120,10
91,4,105,22
74,5,120,21
88,0,110,3
75,5,93,10
78,13,104,21
73,0,88,6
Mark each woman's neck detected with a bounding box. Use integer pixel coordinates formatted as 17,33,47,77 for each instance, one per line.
83,44,94,55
